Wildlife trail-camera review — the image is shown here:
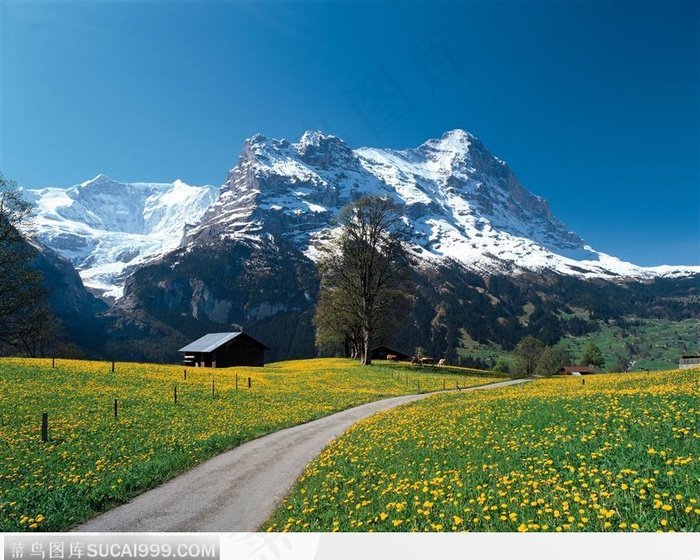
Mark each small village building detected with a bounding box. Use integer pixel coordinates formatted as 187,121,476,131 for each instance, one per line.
559,365,596,376
179,332,269,368
370,345,411,362
679,355,700,369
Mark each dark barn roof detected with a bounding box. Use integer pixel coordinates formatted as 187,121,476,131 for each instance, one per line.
561,366,595,375
370,345,411,361
179,332,269,353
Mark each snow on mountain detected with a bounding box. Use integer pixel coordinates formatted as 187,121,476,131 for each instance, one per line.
184,130,699,280
24,175,218,299
25,130,698,304
184,131,389,248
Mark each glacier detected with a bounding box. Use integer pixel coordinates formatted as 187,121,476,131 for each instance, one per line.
23,175,219,300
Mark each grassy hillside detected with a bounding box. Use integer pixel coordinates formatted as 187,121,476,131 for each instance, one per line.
0,357,501,531
458,318,699,372
559,318,699,371
266,368,700,532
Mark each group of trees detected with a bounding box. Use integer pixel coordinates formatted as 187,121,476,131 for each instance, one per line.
0,174,60,357
313,195,414,365
503,335,606,376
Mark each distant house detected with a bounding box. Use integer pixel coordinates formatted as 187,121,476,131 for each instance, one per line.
679,355,700,369
370,345,411,362
179,332,269,368
560,365,596,376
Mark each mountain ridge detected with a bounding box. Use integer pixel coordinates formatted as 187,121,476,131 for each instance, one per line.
181,129,699,280
102,129,698,364
26,130,699,303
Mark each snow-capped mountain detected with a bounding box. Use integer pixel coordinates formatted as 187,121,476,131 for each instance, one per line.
24,175,218,299
26,130,698,305
184,129,698,279
104,129,699,364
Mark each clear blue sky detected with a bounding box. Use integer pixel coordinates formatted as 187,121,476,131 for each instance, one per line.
2,1,698,266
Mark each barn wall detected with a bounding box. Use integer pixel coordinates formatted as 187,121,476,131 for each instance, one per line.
218,338,265,367
184,352,211,367
680,356,700,369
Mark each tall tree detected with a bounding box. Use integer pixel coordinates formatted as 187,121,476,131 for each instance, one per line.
536,346,571,376
0,174,57,355
313,285,363,358
580,342,605,370
513,335,545,376
314,195,413,365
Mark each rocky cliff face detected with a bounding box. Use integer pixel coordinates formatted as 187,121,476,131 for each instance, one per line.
26,239,109,355
118,235,319,361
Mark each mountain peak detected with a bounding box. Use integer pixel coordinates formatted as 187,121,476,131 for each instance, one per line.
80,173,116,187
295,130,354,168
248,133,268,144
298,130,328,146
441,128,474,141
406,130,480,169
240,133,292,163
297,130,347,147
26,177,219,299
416,128,476,155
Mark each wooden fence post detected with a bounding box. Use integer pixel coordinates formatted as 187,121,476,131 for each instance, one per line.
111,361,115,373
212,379,215,397
41,413,48,442
114,399,118,418
52,357,55,369
184,369,187,380
174,384,178,405
248,377,251,389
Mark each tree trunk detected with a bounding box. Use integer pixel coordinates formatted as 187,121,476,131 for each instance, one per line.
361,328,372,365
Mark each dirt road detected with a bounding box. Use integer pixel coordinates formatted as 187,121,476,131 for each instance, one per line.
75,378,529,532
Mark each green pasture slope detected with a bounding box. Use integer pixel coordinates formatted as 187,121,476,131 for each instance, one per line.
459,318,699,372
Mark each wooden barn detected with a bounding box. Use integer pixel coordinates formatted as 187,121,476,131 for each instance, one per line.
370,345,411,362
179,332,269,368
679,355,700,369
560,365,596,376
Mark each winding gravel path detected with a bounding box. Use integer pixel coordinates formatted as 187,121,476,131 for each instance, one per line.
75,378,530,532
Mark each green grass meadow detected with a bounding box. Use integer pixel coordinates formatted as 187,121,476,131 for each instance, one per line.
0,357,499,531
265,368,700,532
